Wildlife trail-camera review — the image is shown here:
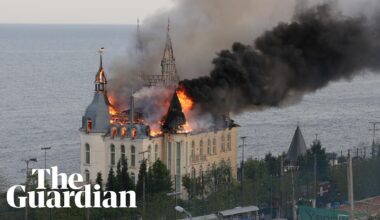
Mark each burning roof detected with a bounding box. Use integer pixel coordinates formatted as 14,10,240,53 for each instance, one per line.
162,91,187,134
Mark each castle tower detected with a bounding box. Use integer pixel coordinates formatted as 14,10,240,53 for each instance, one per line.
162,91,186,133
161,18,179,85
287,124,307,163
82,48,110,133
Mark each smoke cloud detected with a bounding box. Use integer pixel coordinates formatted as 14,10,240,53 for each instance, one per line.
108,0,297,108
107,0,380,127
182,3,380,115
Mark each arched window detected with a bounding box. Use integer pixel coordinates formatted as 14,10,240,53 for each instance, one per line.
85,143,90,164
191,141,195,157
227,133,231,150
148,145,152,162
121,127,127,138
131,172,136,184
111,127,117,138
121,145,125,161
110,144,115,165
199,140,203,155
155,144,158,160
213,137,216,154
131,127,137,139
85,170,90,183
131,145,136,166
221,135,225,152
207,139,211,155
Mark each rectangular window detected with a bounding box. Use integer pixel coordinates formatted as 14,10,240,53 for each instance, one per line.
131,145,136,167
167,142,172,173
185,142,188,175
155,144,158,160
111,144,115,166
85,144,90,164
121,145,125,161
176,142,181,191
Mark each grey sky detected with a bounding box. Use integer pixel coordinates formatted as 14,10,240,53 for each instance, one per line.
0,0,174,24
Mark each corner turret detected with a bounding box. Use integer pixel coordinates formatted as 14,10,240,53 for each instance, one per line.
81,48,110,133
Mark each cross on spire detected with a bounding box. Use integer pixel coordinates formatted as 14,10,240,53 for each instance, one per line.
98,47,104,68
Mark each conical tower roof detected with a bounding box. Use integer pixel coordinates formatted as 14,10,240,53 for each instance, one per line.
95,47,107,85
161,18,179,84
82,48,110,133
287,125,307,163
162,91,186,133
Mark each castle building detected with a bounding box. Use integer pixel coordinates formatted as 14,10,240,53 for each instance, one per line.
80,24,238,195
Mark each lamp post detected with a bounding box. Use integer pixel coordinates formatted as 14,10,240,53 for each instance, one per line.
40,147,51,219
175,206,192,220
23,158,37,220
284,165,298,220
239,136,247,205
167,191,181,218
41,147,51,170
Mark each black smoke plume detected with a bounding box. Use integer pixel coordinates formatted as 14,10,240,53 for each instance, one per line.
181,4,380,115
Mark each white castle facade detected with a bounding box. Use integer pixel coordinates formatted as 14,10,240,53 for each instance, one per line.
79,23,238,194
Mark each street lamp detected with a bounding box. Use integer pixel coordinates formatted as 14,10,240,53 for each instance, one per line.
284,165,298,220
175,206,192,220
41,147,51,170
23,158,37,220
239,136,247,205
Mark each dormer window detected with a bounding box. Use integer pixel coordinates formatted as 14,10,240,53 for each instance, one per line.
131,127,137,139
111,127,117,138
121,127,127,138
86,118,92,132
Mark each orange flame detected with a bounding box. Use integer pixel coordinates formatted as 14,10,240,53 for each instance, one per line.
176,85,194,133
176,86,194,112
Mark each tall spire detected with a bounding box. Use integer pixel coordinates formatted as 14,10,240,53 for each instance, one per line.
136,18,143,52
95,47,107,92
161,18,179,85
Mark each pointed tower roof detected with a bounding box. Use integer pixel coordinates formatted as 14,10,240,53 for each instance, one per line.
82,48,110,133
162,18,175,63
161,18,179,84
95,47,107,85
287,125,307,163
162,91,186,133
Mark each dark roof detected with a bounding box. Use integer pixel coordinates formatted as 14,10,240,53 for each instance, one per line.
162,92,186,133
83,92,110,133
287,125,307,162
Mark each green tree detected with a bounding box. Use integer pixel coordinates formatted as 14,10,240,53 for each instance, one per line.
120,158,134,191
147,159,172,195
105,167,117,191
136,159,148,201
95,172,103,189
115,160,122,191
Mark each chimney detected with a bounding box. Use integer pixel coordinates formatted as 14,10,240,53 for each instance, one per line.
129,95,135,130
